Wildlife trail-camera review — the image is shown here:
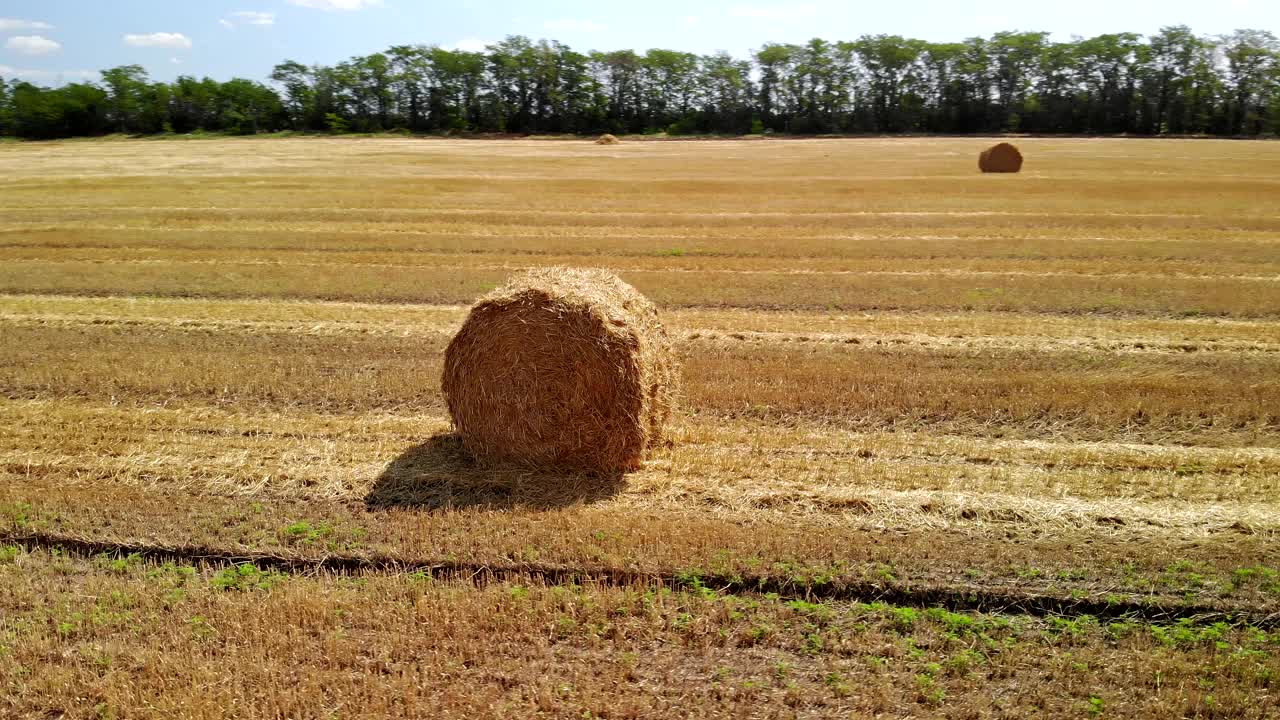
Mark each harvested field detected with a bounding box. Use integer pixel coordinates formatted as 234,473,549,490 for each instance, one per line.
1,136,1278,719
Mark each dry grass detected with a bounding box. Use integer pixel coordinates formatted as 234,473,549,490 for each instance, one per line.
2,138,1277,318
4,472,1278,611
4,256,1275,315
3,398,1277,528
1,319,1274,445
1,136,1278,716
5,294,1278,352
2,548,1276,720
7,227,1279,265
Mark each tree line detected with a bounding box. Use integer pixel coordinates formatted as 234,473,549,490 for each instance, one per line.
2,27,1279,139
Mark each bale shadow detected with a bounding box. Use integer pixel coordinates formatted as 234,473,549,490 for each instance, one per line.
365,433,626,511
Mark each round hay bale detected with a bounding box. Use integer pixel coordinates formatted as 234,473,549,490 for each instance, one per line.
442,267,678,472
979,142,1023,173
595,133,620,145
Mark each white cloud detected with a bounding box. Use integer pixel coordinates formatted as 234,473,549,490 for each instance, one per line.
0,64,96,84
170,57,182,65
448,38,491,53
219,19,235,29
123,32,193,49
5,35,61,56
287,0,381,10
542,18,609,32
729,4,817,19
0,18,53,32
680,15,699,29
231,11,275,26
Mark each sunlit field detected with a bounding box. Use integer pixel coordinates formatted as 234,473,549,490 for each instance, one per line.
1,136,1278,718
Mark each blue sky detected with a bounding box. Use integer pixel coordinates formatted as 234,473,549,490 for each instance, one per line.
1,0,1276,85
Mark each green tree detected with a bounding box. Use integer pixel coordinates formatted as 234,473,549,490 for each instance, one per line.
168,76,218,132
853,35,927,131
218,78,283,134
426,47,487,131
789,38,849,133
387,45,429,130
4,27,1280,141
100,65,150,133
755,43,797,130
699,51,754,133
1139,26,1212,134
1073,33,1143,133
270,60,317,129
642,49,700,131
59,83,111,136
592,48,644,132
989,31,1050,130
0,76,11,135
7,81,108,138
1220,29,1279,135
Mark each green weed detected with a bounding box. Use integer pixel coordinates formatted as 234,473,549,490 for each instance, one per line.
211,563,284,592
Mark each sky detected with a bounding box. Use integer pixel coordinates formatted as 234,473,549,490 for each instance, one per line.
1,0,1276,86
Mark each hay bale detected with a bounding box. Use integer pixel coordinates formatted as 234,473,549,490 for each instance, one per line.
979,142,1023,173
442,267,678,472
595,133,620,145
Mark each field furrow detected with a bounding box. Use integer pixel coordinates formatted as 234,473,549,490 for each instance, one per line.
6,293,1278,346
2,260,1276,316
7,227,1280,260
3,244,1278,280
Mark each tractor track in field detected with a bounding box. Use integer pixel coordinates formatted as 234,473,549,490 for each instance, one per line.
4,205,1280,221
4,313,1280,356
3,255,1277,282
5,530,1278,629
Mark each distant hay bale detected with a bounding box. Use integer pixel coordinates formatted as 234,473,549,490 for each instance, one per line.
442,267,678,473
595,133,620,145
979,142,1023,173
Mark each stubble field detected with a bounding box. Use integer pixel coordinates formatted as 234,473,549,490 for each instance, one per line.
1,136,1278,718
